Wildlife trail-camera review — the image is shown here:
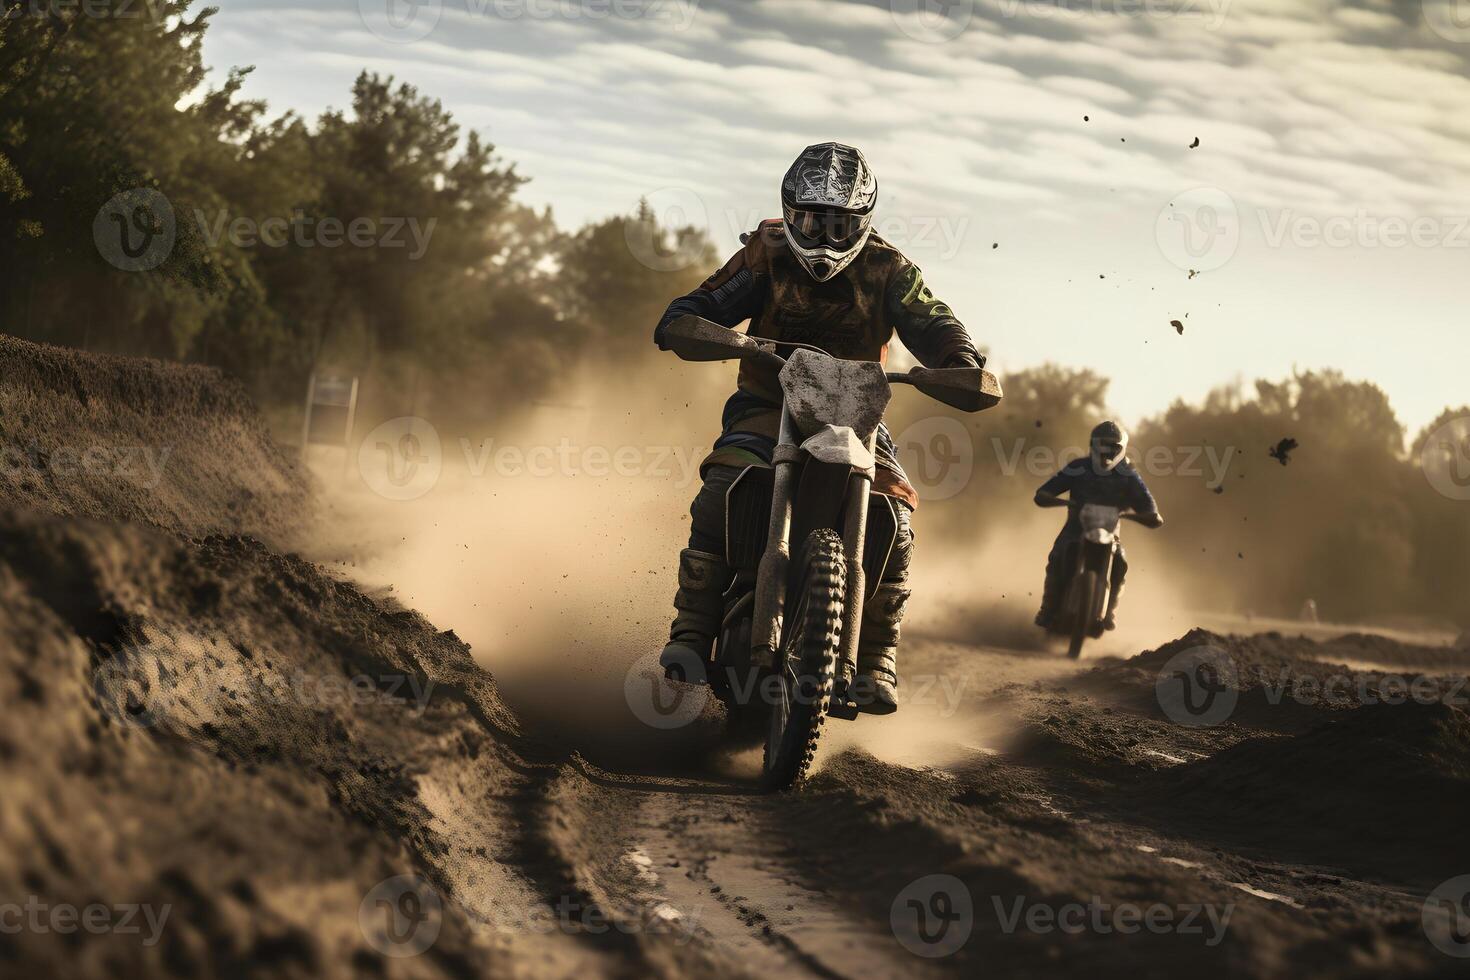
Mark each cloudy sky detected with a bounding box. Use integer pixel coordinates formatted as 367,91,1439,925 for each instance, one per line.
204,0,1470,435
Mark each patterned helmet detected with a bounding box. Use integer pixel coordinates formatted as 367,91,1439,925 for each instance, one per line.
780,142,877,282
1090,420,1129,472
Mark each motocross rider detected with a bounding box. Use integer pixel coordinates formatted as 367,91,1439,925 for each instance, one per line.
1033,421,1163,630
652,142,985,714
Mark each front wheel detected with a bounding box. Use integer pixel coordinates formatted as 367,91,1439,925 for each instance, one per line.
1067,570,1098,659
762,529,846,791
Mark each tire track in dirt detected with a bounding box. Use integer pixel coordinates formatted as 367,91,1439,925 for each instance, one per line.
411,751,614,976
629,788,917,978
491,742,953,979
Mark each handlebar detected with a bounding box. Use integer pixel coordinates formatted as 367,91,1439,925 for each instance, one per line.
660,315,1003,413
1034,494,1162,528
658,315,784,368
886,366,1001,413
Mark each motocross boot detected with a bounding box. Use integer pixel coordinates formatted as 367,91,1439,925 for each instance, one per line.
1036,546,1068,629
658,549,729,682
1035,585,1061,628
850,581,909,715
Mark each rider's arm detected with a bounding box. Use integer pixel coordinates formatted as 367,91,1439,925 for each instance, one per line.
1034,468,1073,508
1126,471,1164,527
886,262,984,370
654,246,767,349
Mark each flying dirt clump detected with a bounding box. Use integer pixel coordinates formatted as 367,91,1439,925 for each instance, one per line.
1268,437,1299,466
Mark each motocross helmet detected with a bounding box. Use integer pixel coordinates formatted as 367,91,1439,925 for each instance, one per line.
781,142,877,282
1090,420,1129,473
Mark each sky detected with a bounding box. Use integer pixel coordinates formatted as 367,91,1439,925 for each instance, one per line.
202,0,1470,436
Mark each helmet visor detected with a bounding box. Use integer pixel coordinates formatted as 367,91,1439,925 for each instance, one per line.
1092,439,1125,467
783,205,871,251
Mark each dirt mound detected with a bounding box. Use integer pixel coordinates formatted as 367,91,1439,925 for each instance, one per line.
0,335,307,542
0,343,542,977
1078,628,1470,736
1120,628,1351,682
1149,700,1470,883
1325,631,1470,671
0,507,533,977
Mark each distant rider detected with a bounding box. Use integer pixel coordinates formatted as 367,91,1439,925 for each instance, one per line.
652,142,985,714
1033,421,1162,630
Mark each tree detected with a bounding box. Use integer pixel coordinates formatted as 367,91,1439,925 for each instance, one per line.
1134,371,1417,621
1408,408,1470,627
0,0,256,352
556,199,719,362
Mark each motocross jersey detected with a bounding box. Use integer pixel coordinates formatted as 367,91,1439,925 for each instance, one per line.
1039,458,1159,536
655,219,982,508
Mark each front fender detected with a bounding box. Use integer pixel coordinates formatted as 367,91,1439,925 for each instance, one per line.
799,424,875,474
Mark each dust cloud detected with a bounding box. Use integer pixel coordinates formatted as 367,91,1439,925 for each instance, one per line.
308,358,728,767
308,357,1230,774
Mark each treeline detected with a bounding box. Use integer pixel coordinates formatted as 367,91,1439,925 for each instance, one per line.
1134,376,1469,627
889,366,1469,628
0,0,714,419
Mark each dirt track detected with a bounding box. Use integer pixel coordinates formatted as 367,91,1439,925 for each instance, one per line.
516,632,1470,978
3,337,1470,979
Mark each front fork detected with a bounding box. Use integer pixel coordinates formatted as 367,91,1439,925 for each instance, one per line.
750,407,797,669
749,406,876,676
1074,541,1117,623
834,449,874,690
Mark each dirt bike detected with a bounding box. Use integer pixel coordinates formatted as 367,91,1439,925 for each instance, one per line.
1049,503,1151,658
661,315,1002,789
